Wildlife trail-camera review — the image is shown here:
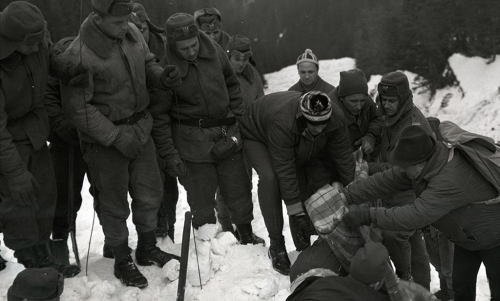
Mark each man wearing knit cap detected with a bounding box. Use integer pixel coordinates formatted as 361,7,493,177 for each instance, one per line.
354,71,431,289
60,0,182,288
238,91,354,275
213,34,265,239
288,49,335,94
194,7,231,48
150,13,263,246
0,1,80,278
342,124,500,301
327,68,382,157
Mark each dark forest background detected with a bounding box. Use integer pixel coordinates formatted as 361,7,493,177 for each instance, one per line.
2,0,500,94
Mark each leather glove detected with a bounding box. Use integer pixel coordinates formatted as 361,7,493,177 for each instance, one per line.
7,171,40,208
161,65,182,88
342,208,372,229
289,213,316,251
165,156,186,177
112,130,143,159
355,135,375,155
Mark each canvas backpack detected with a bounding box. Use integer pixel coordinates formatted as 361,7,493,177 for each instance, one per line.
427,117,500,203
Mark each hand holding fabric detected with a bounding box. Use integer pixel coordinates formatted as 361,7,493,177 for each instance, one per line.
165,156,186,177
342,208,372,229
355,135,375,155
161,65,182,88
112,130,143,159
7,171,40,208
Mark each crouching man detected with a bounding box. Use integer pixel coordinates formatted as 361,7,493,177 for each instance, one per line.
60,0,181,288
343,125,500,300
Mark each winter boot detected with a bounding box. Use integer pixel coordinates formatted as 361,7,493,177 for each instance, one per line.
136,230,180,267
236,224,265,246
14,247,38,268
268,237,291,275
103,243,131,259
50,238,70,266
103,243,114,259
156,217,169,238
0,254,7,271
34,244,80,278
113,242,148,288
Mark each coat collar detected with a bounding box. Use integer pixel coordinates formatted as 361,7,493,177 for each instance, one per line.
80,13,139,60
165,31,217,77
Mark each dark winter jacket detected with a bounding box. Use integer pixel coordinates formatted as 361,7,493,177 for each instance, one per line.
346,142,500,251
239,91,355,206
287,276,390,301
147,31,166,62
149,32,244,163
0,35,51,179
60,14,167,147
238,64,264,108
328,87,382,152
288,76,335,94
368,91,432,207
43,37,79,148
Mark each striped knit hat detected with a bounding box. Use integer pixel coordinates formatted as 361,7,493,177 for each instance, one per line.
296,49,318,67
300,91,332,123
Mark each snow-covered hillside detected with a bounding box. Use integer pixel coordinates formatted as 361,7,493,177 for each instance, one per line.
1,54,497,301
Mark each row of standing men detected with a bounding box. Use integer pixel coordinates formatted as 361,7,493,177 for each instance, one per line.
2,1,498,300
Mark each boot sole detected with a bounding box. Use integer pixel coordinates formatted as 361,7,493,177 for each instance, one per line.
114,270,148,288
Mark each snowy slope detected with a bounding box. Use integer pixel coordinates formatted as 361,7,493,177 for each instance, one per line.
1,54,497,300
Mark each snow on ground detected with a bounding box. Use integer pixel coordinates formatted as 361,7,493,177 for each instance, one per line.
1,54,498,300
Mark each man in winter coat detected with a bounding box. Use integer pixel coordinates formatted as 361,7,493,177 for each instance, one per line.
149,13,262,243
370,71,431,288
132,2,179,241
288,49,335,94
60,0,181,288
194,7,231,49
0,1,81,277
215,34,265,238
342,125,500,301
238,90,355,275
327,68,381,159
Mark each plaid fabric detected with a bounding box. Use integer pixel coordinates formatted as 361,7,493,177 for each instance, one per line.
305,184,382,269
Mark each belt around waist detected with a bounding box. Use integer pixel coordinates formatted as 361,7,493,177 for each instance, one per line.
173,116,236,128
113,110,147,126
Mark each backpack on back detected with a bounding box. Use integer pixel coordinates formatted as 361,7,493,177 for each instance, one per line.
427,117,500,202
